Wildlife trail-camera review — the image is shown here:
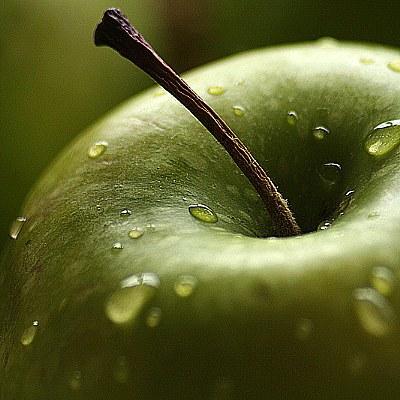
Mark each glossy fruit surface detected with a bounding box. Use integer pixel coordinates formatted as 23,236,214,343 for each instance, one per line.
2,41,400,399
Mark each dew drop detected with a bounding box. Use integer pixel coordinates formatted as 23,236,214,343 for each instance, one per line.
388,60,400,73
317,37,338,47
88,141,108,159
232,105,245,117
370,266,395,297
312,126,330,140
105,273,160,324
69,370,82,391
174,275,198,298
114,356,130,384
317,162,342,186
360,57,375,65
146,307,162,328
128,227,144,239
318,220,332,230
364,119,400,157
112,242,124,250
208,86,225,96
353,287,396,337
21,320,39,346
146,223,156,231
9,216,27,240
189,204,218,223
120,208,132,217
287,110,298,126
295,318,314,341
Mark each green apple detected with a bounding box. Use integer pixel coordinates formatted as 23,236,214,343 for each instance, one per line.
2,9,400,399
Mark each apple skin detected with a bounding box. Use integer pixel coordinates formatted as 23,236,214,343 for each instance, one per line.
2,42,400,399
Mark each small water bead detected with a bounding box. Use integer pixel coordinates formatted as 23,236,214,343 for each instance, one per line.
318,220,332,231
370,266,395,297
174,275,198,298
232,105,245,117
146,307,162,328
9,216,27,240
353,287,397,337
87,141,108,159
189,204,218,223
388,60,400,73
365,119,400,157
114,356,130,383
146,223,156,231
112,242,124,250
105,273,160,324
20,320,39,346
295,318,314,341
317,37,338,48
312,126,330,140
317,162,342,186
287,110,298,126
69,370,82,391
207,86,225,96
128,227,144,239
120,208,132,217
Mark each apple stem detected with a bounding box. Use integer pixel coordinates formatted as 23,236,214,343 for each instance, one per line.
94,8,301,237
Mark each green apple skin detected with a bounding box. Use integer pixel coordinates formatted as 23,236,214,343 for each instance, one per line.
2,42,400,399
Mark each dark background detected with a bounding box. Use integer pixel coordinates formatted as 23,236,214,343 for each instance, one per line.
1,0,400,250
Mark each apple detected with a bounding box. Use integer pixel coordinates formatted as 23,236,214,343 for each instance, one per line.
2,8,400,400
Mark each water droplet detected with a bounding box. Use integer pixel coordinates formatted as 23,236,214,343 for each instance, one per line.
88,141,108,159
128,227,144,239
365,119,400,157
370,267,395,297
287,110,298,126
69,370,82,391
146,307,162,328
174,275,198,298
114,356,130,383
317,162,342,186
208,86,225,96
360,57,375,65
112,242,124,250
295,318,314,341
388,60,400,73
312,126,330,140
21,320,39,346
105,273,160,324
353,287,397,337
189,204,218,223
120,208,132,217
232,105,245,117
9,216,27,240
317,37,338,47
318,220,332,230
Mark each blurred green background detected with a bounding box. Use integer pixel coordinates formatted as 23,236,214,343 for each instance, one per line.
1,0,400,250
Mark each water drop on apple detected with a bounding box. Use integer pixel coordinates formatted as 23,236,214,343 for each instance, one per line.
128,227,144,239
353,287,396,337
87,141,108,159
312,126,330,140
365,119,400,157
207,86,225,96
174,275,198,298
9,216,27,240
189,204,218,223
20,320,39,346
370,266,395,297
146,307,162,328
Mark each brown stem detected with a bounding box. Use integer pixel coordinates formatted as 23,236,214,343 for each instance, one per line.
94,8,301,237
